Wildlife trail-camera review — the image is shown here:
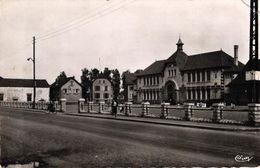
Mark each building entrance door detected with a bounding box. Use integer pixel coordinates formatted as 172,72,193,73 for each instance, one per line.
165,81,177,105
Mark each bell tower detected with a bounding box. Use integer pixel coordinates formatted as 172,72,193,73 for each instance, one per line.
176,37,184,51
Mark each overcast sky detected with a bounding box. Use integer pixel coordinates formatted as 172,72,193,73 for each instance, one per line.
0,0,252,83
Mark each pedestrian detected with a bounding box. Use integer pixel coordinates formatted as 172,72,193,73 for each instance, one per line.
47,101,55,114
111,99,118,117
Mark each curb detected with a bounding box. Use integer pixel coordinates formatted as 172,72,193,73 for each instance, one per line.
64,113,260,132
1,106,259,132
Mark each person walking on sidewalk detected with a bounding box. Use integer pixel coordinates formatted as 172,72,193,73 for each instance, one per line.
111,98,118,117
47,101,56,114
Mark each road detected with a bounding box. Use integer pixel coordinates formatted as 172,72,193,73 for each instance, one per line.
0,107,259,167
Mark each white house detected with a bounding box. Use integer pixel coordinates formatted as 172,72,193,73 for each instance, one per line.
92,78,113,103
0,77,49,102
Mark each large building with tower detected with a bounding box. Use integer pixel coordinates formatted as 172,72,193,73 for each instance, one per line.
133,38,244,105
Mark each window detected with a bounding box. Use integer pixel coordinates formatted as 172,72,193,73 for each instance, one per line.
75,89,80,94
207,71,211,81
188,73,191,83
105,86,108,91
157,76,160,84
197,71,200,82
12,96,18,101
98,80,101,84
168,70,171,76
27,93,32,102
103,80,105,84
192,90,196,100
202,89,206,100
188,90,191,100
95,86,100,91
202,71,205,82
63,89,67,94
197,89,201,100
95,93,100,98
104,93,109,99
207,88,211,99
174,69,177,76
0,93,4,101
192,72,196,82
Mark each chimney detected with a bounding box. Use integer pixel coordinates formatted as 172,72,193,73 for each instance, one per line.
234,45,239,66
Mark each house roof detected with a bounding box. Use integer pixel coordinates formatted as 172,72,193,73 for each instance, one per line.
50,77,82,89
124,73,136,85
137,59,167,76
165,50,188,69
183,50,244,71
228,59,260,86
137,50,243,77
136,38,244,77
0,78,49,88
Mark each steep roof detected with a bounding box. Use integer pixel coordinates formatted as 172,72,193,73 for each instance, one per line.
136,38,244,77
50,77,82,90
165,50,188,69
183,50,244,71
228,59,260,86
0,78,49,88
137,60,166,76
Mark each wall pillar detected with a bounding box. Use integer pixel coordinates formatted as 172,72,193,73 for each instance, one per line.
78,98,85,113
161,103,170,119
60,98,67,112
184,103,194,121
99,101,105,113
212,103,224,122
88,102,93,113
124,102,132,116
248,103,260,126
141,102,150,117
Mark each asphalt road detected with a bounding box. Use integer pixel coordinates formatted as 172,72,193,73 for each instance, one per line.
0,108,259,167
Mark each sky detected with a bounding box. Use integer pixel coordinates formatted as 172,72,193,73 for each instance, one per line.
0,0,252,84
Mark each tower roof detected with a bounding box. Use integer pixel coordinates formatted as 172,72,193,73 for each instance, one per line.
176,37,184,51
176,38,183,45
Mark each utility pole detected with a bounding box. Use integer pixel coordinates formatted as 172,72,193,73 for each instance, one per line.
246,0,259,103
33,36,36,109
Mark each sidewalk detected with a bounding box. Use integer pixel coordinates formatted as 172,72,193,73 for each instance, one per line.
65,112,260,132
1,106,259,131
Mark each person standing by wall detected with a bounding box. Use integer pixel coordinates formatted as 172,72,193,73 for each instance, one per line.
111,98,118,117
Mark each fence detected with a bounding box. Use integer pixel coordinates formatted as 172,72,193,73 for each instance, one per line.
0,101,48,110
77,100,259,126
0,101,62,112
1,99,259,126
